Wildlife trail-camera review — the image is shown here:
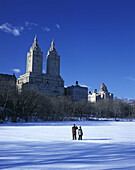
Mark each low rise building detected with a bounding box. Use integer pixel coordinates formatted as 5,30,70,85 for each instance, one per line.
66,81,88,101
0,73,16,85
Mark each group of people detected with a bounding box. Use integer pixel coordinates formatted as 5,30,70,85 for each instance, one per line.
72,124,83,140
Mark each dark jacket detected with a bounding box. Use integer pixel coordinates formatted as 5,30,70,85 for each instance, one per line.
72,126,78,134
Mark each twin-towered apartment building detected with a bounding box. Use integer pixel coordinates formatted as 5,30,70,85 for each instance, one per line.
1,36,113,102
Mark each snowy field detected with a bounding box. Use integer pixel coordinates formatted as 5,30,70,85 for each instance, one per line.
0,121,135,170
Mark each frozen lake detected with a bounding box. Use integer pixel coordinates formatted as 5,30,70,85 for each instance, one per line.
0,121,135,169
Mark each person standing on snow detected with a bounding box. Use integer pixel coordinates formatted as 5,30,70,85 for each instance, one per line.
72,124,78,140
78,126,83,140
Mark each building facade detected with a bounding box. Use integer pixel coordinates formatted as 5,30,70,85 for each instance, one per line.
88,83,113,102
0,73,16,85
17,36,64,95
16,36,114,100
66,81,88,101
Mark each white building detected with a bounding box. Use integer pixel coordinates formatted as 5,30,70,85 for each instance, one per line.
88,83,113,102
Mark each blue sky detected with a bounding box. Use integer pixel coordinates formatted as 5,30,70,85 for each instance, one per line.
0,0,135,99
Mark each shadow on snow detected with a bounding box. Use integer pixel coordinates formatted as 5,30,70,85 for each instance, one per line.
0,141,135,169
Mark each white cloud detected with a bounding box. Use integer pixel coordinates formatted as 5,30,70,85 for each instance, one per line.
12,69,21,73
0,22,59,36
125,76,135,81
25,21,37,27
56,24,60,29
42,26,50,32
0,23,23,36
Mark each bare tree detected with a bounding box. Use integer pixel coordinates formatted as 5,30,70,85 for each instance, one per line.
0,81,16,122
18,87,40,122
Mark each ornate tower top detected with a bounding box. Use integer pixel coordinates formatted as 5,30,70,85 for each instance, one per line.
49,39,56,51
46,40,60,76
99,83,108,93
32,35,39,49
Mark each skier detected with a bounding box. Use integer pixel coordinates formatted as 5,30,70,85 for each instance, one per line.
72,124,78,140
78,126,83,140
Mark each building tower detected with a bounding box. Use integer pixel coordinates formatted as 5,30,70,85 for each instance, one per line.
26,36,43,75
99,83,108,93
46,40,60,76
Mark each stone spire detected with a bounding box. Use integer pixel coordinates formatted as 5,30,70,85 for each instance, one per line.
99,83,108,93
49,39,56,51
32,35,39,49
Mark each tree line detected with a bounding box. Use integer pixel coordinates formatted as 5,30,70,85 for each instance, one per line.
0,81,135,123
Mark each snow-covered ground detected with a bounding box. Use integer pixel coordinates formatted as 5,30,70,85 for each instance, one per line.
0,121,135,169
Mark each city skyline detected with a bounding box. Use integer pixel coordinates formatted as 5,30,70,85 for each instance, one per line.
0,0,135,99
